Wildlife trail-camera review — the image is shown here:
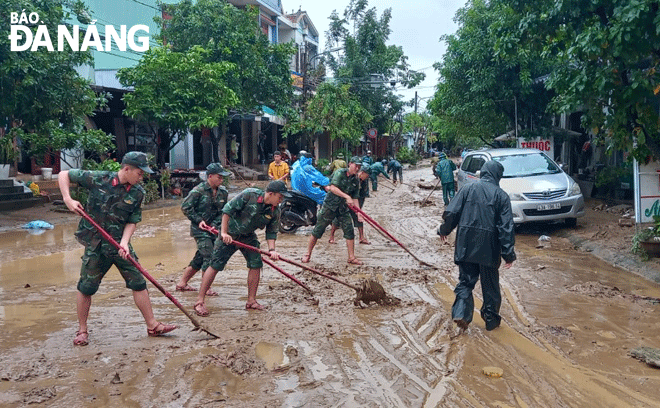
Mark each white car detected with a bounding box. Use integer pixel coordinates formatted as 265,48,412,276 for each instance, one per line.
456,148,585,226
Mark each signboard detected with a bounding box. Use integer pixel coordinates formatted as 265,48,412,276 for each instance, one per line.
367,128,377,139
517,135,554,161
291,73,303,89
635,159,660,223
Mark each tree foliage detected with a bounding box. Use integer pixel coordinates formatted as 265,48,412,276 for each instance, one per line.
117,46,238,167
428,0,555,148
432,0,660,161
0,0,113,167
325,0,424,138
284,83,372,146
156,0,295,114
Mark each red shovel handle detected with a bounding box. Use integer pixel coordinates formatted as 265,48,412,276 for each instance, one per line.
79,210,214,335
201,225,359,291
348,204,436,268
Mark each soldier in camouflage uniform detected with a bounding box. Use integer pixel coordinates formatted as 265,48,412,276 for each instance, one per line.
328,164,371,245
194,180,292,316
368,159,389,191
302,157,364,265
58,151,177,346
175,163,231,295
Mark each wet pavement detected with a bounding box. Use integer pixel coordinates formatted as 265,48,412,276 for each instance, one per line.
1,167,659,407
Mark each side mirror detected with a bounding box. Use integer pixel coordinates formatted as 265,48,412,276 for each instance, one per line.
475,170,481,178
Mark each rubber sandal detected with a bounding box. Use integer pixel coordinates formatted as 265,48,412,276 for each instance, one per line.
328,238,336,244
347,258,363,265
359,239,371,245
205,289,219,296
175,284,197,292
245,302,266,311
301,254,311,263
194,302,209,317
147,322,178,337
73,330,88,346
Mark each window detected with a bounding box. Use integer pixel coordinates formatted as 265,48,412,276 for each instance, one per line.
465,155,485,174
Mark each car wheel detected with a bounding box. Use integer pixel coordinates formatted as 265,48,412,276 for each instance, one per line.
565,218,577,228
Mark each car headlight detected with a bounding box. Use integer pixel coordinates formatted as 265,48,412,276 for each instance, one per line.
568,182,581,196
508,192,524,201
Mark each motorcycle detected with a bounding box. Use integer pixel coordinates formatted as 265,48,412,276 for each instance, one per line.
279,190,319,233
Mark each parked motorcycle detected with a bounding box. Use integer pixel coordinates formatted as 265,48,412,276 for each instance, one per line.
279,190,319,233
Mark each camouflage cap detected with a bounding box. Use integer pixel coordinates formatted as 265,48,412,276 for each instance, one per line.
359,163,371,173
122,151,153,173
336,152,344,159
266,180,292,198
349,156,362,165
206,162,231,176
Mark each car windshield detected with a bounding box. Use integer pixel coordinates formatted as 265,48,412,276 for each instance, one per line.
493,152,561,177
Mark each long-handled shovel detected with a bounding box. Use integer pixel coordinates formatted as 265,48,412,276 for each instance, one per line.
200,225,313,293
260,256,314,294
79,210,220,338
200,227,397,306
348,204,437,268
421,178,442,205
230,240,399,307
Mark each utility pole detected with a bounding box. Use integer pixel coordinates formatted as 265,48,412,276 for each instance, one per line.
414,91,418,113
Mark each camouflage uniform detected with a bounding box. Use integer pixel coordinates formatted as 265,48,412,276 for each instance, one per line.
209,188,280,271
181,181,229,271
327,158,347,175
313,168,360,239
68,169,147,295
368,161,389,191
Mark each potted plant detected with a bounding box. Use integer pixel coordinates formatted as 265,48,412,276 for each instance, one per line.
0,134,18,179
632,215,660,259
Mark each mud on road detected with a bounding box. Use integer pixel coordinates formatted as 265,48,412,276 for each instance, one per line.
1,165,660,407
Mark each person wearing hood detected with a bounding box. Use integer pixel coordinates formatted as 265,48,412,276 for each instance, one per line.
368,159,389,191
387,158,403,185
290,152,329,206
435,152,457,206
437,161,516,332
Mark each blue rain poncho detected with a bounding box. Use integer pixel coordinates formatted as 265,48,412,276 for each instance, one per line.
291,156,329,206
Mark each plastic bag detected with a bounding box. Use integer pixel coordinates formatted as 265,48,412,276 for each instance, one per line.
22,220,54,230
291,156,329,206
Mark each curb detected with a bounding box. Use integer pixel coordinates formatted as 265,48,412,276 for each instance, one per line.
559,231,660,284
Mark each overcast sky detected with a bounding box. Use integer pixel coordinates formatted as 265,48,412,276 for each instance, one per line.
290,0,467,113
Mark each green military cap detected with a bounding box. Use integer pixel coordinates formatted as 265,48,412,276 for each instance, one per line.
266,180,292,197
349,156,362,165
122,151,153,173
359,163,371,173
336,152,344,159
206,162,231,176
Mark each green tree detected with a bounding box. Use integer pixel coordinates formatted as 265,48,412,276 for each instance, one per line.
325,0,424,139
428,0,556,146
0,0,113,168
285,83,373,146
156,0,295,114
117,46,238,168
506,0,660,161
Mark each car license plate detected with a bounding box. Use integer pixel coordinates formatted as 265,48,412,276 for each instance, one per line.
537,203,561,211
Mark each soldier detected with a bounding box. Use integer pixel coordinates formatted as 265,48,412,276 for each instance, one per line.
362,150,374,166
302,156,364,265
388,158,403,185
193,180,291,316
175,163,232,295
435,152,457,206
326,152,347,175
58,151,177,346
368,159,390,191
328,164,372,244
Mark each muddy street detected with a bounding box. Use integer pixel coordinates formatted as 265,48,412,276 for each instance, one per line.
1,166,660,407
